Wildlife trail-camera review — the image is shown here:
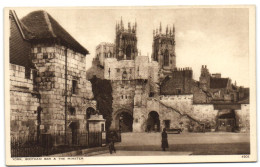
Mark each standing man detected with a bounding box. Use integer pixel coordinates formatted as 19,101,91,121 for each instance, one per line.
108,131,116,154
161,128,169,151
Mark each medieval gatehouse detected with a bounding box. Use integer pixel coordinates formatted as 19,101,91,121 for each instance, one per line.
87,18,250,133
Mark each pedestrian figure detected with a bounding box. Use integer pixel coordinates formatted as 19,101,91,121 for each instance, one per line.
161,128,169,151
147,125,151,133
108,131,116,154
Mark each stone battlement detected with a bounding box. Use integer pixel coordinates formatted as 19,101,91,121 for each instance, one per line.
96,42,115,49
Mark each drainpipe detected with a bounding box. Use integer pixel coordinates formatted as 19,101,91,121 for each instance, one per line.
64,48,68,145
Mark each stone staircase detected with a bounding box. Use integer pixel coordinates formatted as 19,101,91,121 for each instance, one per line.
153,98,204,128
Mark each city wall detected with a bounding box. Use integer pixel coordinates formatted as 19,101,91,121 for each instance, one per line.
10,64,40,137
235,104,250,132
133,94,250,133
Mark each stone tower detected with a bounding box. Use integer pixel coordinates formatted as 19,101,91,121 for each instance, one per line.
115,18,138,60
152,23,176,74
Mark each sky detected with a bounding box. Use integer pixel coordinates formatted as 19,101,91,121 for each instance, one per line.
15,7,249,87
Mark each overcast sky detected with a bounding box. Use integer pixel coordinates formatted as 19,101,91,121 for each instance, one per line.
15,7,249,87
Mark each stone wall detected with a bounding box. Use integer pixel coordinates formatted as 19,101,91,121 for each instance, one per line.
132,92,250,133
31,43,96,139
235,104,250,132
104,56,153,81
148,61,159,92
159,95,220,131
192,104,218,130
160,94,193,115
133,98,202,132
106,56,155,130
110,80,135,130
135,56,149,79
10,64,40,137
104,58,135,80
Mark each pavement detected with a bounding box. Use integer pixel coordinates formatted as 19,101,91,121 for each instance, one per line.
83,132,250,156
89,151,193,156
117,132,250,146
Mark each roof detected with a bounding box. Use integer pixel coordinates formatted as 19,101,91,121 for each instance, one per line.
20,10,89,55
9,11,36,70
210,77,229,89
9,10,31,40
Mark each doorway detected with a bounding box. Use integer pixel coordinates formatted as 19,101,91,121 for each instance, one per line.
147,111,160,132
217,109,236,132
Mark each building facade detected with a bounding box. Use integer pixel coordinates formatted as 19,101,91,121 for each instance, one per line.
89,19,250,133
95,42,115,67
9,10,101,145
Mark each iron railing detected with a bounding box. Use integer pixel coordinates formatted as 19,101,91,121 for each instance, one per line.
10,131,106,157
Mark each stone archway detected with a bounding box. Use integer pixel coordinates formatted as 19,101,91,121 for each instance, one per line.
147,111,160,132
86,107,96,119
113,109,133,132
68,121,79,145
217,109,236,132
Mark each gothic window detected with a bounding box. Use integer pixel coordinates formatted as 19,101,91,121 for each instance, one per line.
164,50,169,66
126,45,132,60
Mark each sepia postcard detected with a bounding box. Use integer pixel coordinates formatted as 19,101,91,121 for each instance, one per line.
4,6,256,165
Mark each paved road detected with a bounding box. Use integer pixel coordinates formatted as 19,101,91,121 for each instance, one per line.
118,132,250,146
85,132,250,156
91,151,193,156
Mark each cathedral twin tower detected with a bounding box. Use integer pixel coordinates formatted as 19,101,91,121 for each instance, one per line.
115,18,176,73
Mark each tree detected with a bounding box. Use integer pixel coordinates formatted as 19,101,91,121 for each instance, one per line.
90,76,113,130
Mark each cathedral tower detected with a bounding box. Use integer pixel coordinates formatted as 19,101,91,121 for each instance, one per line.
152,23,176,73
115,18,138,60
